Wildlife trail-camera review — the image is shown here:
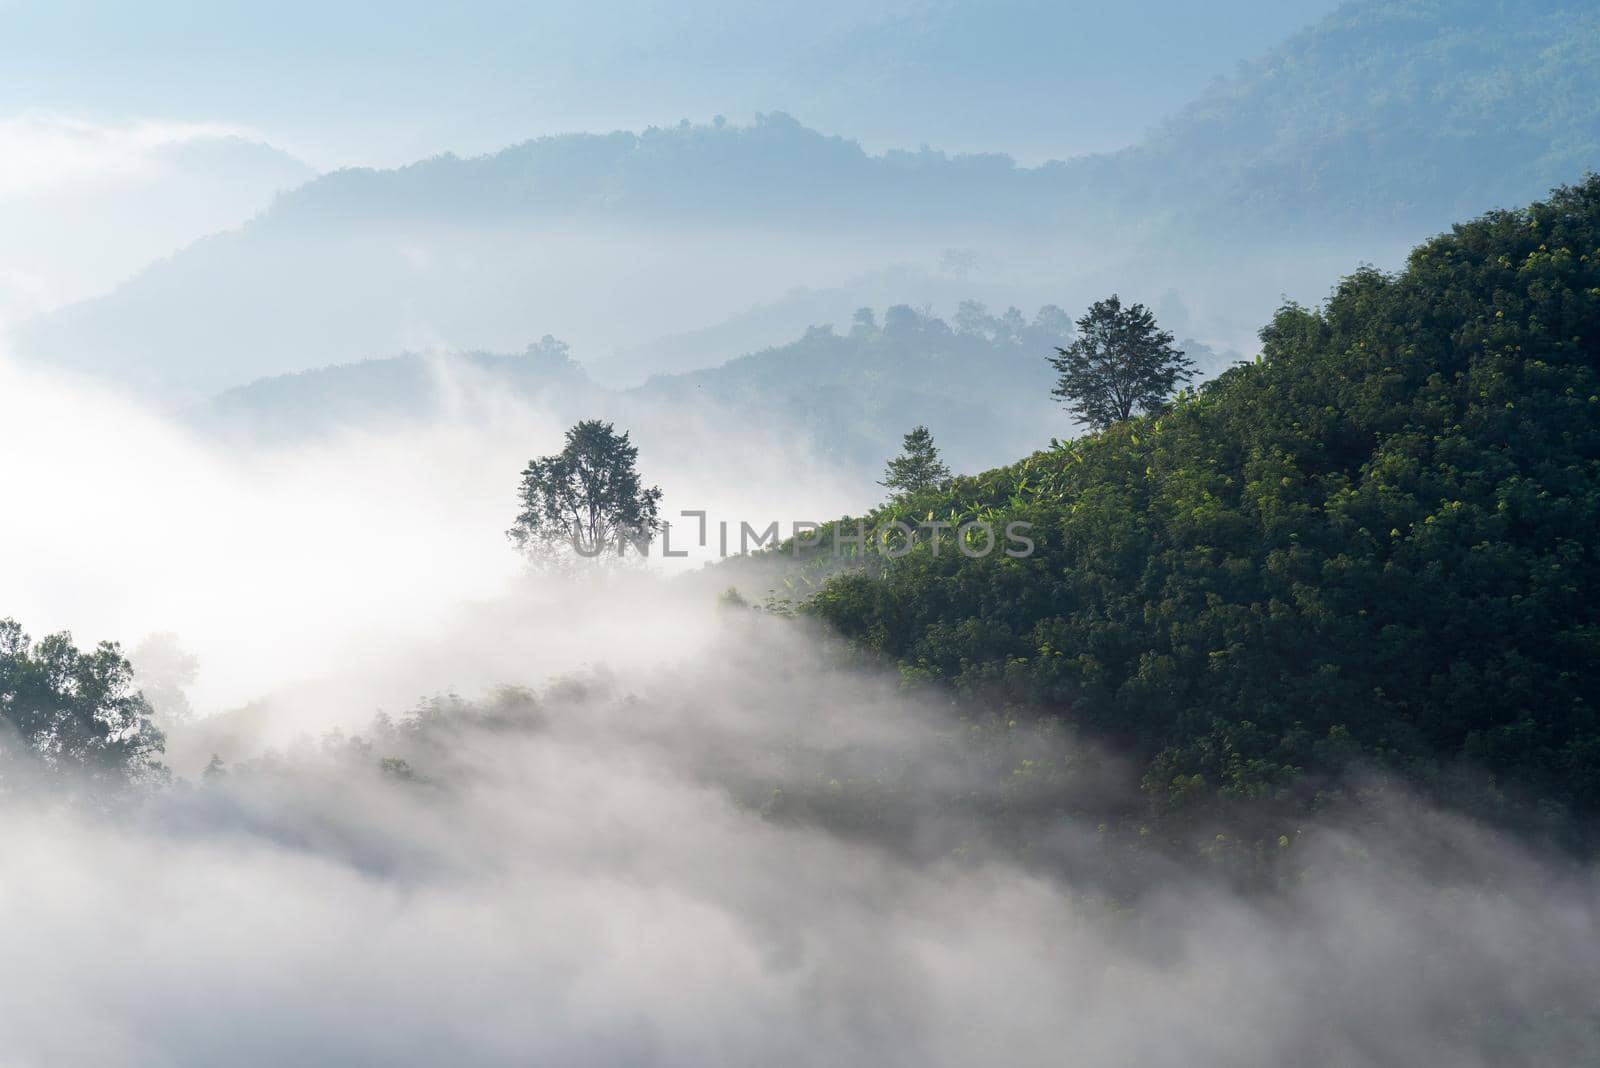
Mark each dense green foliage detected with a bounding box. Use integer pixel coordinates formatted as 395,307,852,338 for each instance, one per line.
806,179,1600,828
0,619,166,787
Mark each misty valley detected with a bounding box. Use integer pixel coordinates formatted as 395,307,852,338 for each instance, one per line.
2,1,1599,1064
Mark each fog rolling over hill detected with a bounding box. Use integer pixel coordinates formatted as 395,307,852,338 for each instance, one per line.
5,596,1599,1066
4,174,1600,1062
13,114,1083,398
13,0,1598,399
192,304,1232,483
0,118,312,330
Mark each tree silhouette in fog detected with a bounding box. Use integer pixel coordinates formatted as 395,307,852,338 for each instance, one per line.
509,420,663,560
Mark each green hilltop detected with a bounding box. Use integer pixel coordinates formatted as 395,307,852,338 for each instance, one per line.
798,176,1600,832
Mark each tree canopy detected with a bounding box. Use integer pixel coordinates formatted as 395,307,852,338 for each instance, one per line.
0,619,166,787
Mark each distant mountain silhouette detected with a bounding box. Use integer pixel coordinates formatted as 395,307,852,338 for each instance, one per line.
15,0,1596,396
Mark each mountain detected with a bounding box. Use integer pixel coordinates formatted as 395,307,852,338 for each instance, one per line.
630,303,1084,473
0,123,313,329
192,304,1179,482
594,260,1083,386
0,0,1339,166
15,113,1060,400
12,0,1598,397
194,336,599,442
796,176,1600,833
1078,0,1600,238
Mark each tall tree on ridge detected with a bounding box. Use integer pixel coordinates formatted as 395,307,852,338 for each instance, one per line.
1049,295,1194,430
880,425,951,495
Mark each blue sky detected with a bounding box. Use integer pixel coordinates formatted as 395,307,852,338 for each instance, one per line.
0,0,1340,167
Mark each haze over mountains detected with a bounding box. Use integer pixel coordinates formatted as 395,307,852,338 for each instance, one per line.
0,118,312,329
11,0,1597,402
1077,0,1600,236
193,304,1160,482
0,0,1339,167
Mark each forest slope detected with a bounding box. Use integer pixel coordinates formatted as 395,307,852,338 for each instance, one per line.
805,177,1600,831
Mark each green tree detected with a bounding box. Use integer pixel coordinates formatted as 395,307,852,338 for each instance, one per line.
0,618,166,785
880,425,951,495
1049,295,1194,430
509,420,663,559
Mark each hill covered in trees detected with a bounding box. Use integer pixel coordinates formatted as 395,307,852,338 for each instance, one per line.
633,303,1087,472
194,303,1152,479
1081,0,1600,240
798,177,1600,835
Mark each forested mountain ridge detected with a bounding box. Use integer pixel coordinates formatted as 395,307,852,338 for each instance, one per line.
634,303,1082,471
263,113,1044,231
14,0,1598,395
177,0,1600,240
801,177,1600,831
1087,0,1600,238
193,303,1140,480
194,335,599,441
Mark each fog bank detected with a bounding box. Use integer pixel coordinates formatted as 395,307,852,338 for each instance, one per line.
2,605,1595,1066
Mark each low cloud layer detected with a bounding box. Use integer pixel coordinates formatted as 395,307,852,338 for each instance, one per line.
2,355,1594,1066
0,115,311,326
0,354,863,710
2,602,1596,1066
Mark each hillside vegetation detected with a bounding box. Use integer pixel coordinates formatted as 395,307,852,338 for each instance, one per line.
805,178,1600,831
